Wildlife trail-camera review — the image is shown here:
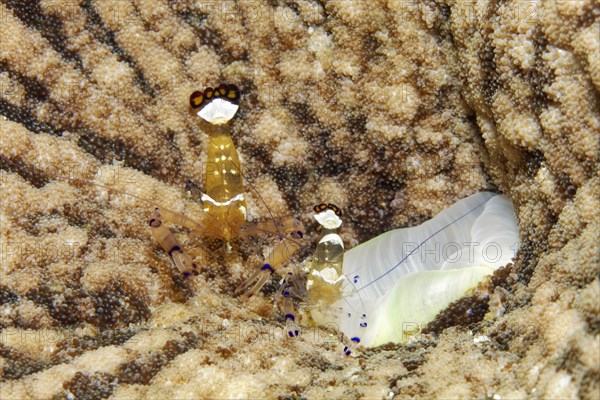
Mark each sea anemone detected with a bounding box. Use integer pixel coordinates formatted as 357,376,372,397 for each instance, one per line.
331,192,520,347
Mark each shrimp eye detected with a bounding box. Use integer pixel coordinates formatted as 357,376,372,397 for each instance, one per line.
313,203,328,213
327,203,342,217
204,87,214,99
190,91,204,109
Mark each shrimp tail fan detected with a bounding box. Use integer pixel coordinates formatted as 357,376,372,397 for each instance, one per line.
338,192,519,346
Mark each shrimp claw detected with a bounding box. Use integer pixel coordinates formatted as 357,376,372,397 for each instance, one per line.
148,208,198,277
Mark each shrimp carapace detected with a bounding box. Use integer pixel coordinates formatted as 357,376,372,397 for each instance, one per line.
189,84,246,241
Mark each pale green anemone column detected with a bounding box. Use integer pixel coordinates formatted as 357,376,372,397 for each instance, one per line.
337,192,519,347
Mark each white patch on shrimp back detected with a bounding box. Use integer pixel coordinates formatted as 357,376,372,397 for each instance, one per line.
314,210,342,229
201,193,245,207
310,267,345,285
319,233,344,248
197,98,239,124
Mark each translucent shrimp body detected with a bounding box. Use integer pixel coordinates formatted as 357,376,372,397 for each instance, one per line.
202,124,247,241
332,192,519,347
191,84,246,241
306,204,345,327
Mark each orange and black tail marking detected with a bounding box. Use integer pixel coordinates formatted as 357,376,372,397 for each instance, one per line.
190,84,240,109
313,203,328,213
313,203,342,217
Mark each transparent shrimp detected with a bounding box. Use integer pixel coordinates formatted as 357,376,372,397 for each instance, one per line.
306,203,345,325
141,84,250,278
304,203,366,355
150,84,306,293
190,85,307,335
61,84,305,314
19,83,310,343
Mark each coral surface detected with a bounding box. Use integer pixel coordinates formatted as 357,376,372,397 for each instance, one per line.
0,0,598,399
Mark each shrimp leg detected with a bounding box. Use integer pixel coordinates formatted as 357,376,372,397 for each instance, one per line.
234,217,304,297
148,208,198,277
